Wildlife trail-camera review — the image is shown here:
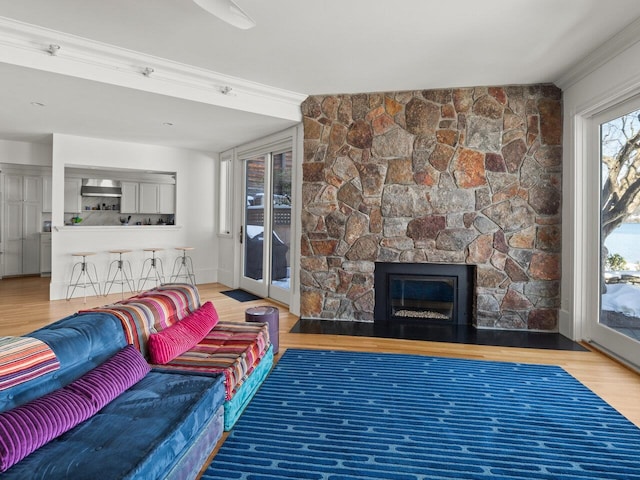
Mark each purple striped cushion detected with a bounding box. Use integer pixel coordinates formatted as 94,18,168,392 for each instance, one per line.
0,388,94,472
66,345,150,410
0,345,150,472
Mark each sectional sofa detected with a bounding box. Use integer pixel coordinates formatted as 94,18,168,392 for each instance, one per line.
0,284,273,479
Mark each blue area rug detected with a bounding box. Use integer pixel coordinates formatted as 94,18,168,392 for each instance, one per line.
203,349,640,480
220,289,262,302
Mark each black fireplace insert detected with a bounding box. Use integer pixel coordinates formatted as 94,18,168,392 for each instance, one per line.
374,262,475,325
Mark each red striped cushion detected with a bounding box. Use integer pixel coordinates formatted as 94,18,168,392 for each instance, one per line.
157,321,270,400
140,284,201,327
86,303,156,357
80,284,201,359
147,301,219,365
0,337,60,391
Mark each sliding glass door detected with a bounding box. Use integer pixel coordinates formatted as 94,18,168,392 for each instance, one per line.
590,97,640,367
239,148,292,305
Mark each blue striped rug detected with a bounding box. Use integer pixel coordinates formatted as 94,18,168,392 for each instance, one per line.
203,349,640,480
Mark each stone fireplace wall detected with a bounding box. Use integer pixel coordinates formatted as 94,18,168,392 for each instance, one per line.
300,85,562,330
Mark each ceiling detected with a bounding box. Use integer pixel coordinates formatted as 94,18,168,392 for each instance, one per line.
1,0,640,152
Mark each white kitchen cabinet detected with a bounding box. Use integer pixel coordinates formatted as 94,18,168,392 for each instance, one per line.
158,183,175,214
64,178,82,213
138,183,158,214
4,176,24,276
40,232,51,274
3,174,42,276
139,183,175,214
120,181,139,213
42,176,52,213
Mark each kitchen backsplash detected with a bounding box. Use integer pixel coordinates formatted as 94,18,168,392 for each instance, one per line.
82,196,120,212
66,196,172,226
70,211,170,226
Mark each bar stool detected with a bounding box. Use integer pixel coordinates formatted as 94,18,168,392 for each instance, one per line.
138,248,165,291
104,249,136,299
66,252,101,302
170,247,196,285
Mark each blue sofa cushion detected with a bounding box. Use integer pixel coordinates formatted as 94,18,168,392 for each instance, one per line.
0,345,150,473
0,313,127,413
0,387,95,472
1,370,226,480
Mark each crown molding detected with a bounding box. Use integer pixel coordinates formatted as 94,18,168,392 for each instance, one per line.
0,16,306,121
556,17,640,90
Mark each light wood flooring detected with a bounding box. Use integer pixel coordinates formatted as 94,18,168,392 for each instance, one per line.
1,276,639,434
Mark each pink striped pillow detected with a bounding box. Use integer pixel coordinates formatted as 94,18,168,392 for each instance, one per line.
147,301,219,365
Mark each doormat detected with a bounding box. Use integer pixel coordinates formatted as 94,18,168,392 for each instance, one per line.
220,289,262,302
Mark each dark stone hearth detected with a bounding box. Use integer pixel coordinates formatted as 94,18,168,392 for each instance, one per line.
290,318,587,351
301,84,562,331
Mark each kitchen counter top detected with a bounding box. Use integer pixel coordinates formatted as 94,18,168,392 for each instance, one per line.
55,225,180,232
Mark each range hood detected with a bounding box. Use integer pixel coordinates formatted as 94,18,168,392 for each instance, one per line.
80,179,122,197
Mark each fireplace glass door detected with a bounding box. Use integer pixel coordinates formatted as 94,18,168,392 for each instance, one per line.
389,275,456,322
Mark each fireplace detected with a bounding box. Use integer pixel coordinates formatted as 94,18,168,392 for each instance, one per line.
374,262,475,326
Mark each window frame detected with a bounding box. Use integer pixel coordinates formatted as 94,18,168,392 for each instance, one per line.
217,152,233,238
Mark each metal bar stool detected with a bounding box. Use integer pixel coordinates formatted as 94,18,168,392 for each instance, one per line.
170,247,196,285
66,252,101,302
104,249,136,299
138,247,165,291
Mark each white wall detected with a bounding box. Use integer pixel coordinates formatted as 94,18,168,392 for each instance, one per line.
50,133,217,299
0,139,52,166
560,29,640,340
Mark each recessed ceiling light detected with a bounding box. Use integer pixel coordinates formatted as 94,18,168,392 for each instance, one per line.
163,122,174,126
30,102,46,107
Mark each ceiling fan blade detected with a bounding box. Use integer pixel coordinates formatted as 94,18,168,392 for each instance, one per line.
193,0,256,30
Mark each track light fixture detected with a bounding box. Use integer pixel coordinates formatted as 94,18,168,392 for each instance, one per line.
48,44,60,56
142,67,154,77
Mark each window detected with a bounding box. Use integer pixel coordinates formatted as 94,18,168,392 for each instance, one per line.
217,155,232,236
599,105,640,341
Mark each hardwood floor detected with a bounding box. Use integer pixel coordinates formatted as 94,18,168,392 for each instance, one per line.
2,276,640,433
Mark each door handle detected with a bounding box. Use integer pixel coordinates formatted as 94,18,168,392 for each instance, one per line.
239,225,243,244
